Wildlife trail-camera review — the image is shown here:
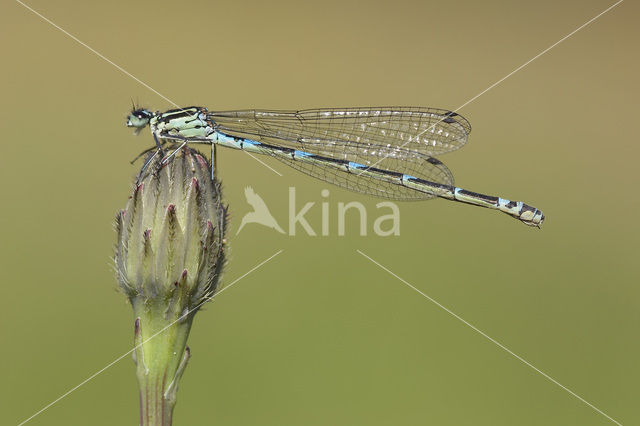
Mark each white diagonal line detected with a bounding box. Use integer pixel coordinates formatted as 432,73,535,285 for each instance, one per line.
450,0,623,114
243,151,284,176
15,0,282,177
360,0,623,175
16,249,284,426
356,249,623,426
15,0,179,107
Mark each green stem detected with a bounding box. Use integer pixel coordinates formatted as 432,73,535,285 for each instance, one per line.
133,302,193,426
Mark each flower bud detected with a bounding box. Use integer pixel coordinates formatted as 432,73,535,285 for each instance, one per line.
115,148,226,315
114,147,227,426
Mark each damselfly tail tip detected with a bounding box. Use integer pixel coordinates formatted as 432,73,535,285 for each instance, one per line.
521,209,544,228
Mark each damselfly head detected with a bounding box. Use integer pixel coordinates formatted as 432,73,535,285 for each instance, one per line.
126,108,154,135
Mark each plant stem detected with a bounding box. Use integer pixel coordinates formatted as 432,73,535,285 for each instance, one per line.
133,301,193,426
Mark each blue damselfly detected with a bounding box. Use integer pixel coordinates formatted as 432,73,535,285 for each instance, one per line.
126,106,544,227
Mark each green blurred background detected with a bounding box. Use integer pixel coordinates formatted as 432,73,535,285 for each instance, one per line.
1,0,637,424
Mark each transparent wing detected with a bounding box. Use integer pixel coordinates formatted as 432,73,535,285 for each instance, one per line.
208,107,468,200
268,151,455,201
209,106,471,160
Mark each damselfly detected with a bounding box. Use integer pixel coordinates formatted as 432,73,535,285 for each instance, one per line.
126,106,544,227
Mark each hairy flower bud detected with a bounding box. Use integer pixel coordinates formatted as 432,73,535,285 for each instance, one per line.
114,147,226,426
115,148,226,314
